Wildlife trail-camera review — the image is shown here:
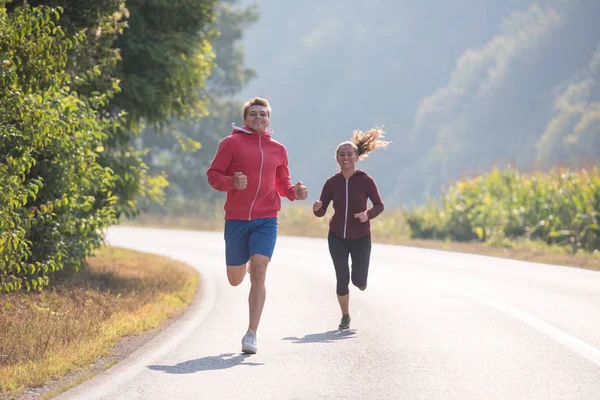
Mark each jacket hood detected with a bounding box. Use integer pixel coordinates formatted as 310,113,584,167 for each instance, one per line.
336,169,367,179
231,123,274,137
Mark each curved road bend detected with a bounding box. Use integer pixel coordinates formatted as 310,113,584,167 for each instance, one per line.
56,226,600,399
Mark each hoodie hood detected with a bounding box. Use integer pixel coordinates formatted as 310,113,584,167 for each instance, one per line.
231,123,274,136
336,169,367,180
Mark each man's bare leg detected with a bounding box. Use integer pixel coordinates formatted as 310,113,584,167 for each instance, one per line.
248,254,269,333
227,264,247,286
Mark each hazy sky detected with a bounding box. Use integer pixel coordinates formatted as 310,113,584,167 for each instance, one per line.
234,0,600,205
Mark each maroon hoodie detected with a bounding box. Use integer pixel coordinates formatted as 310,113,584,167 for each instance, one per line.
314,170,384,240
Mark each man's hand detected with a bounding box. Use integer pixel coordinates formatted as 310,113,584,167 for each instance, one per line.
313,200,322,212
233,172,247,190
354,211,368,223
294,181,308,200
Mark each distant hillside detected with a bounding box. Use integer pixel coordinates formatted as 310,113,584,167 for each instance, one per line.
237,0,600,205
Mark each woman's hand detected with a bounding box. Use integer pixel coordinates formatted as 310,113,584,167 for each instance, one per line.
313,200,323,212
354,211,368,223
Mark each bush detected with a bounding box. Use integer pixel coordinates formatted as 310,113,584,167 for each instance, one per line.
404,166,600,253
0,3,117,292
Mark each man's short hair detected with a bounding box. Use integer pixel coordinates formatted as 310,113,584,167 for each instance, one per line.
243,97,271,119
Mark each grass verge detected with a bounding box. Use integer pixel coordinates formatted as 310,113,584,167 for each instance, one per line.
0,246,199,399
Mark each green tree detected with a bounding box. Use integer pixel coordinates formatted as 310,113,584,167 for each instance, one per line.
1,2,116,292
104,0,218,216
1,0,219,292
139,0,258,210
7,0,217,217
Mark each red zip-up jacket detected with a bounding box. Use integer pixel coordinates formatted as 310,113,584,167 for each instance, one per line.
314,170,384,240
206,124,296,220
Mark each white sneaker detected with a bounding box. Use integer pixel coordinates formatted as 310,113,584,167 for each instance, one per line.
241,329,257,354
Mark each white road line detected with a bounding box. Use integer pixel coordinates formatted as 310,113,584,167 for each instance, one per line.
56,269,217,400
456,289,600,367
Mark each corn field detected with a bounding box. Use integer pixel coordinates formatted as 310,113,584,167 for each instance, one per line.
405,167,600,253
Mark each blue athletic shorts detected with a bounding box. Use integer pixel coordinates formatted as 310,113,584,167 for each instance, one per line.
224,218,278,266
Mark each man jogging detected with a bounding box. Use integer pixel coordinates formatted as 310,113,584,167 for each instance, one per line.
207,97,308,354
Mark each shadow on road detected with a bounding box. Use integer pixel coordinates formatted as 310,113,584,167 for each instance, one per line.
282,329,357,344
148,353,263,373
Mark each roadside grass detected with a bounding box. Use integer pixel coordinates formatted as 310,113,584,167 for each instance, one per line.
126,205,600,271
0,247,199,398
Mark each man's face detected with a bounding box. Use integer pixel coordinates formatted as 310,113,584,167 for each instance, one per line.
244,105,270,133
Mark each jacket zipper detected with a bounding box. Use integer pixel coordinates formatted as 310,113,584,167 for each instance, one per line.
343,178,349,239
248,133,264,220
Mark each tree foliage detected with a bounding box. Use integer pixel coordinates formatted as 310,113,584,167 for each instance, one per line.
139,0,258,210
106,0,218,216
0,2,116,292
112,0,217,130
1,0,219,292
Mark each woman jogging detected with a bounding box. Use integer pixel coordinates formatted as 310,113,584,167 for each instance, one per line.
313,127,389,330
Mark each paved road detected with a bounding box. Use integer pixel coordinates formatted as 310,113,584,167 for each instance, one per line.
57,226,600,400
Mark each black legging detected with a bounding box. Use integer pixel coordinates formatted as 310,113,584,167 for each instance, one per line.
327,231,372,296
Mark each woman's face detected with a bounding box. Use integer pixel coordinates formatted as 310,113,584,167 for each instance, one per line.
336,144,358,171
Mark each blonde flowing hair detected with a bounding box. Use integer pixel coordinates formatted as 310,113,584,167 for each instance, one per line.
336,126,390,160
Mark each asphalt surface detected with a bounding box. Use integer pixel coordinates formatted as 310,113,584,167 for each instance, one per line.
56,226,600,400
